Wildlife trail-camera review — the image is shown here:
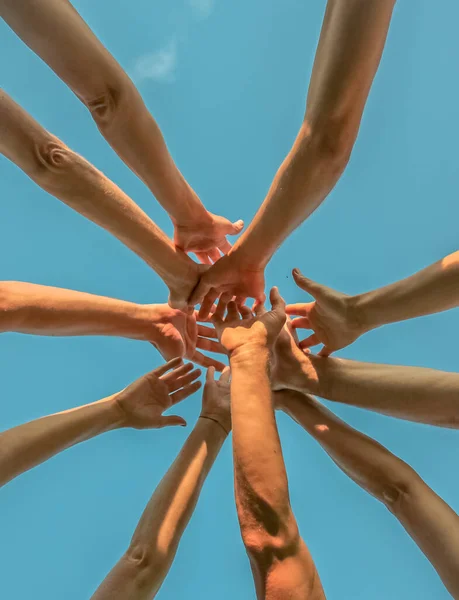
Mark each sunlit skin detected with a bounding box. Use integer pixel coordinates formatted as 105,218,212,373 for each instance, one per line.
0,90,206,311
91,367,231,600
212,289,326,600
288,251,459,354
273,391,459,598
0,358,201,488
0,281,225,369
0,0,243,265
190,0,397,311
265,316,459,429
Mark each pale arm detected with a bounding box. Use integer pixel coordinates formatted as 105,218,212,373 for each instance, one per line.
0,396,123,488
231,348,324,599
0,90,199,309
277,390,459,599
91,417,227,600
0,0,242,259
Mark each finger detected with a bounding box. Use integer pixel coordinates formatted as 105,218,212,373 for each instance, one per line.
290,317,311,330
197,337,226,354
208,248,221,264
235,296,247,306
158,415,187,428
197,324,219,339
153,357,184,377
319,346,332,357
193,351,226,371
292,269,323,299
218,239,232,254
194,306,216,323
299,334,320,349
195,252,212,265
170,380,202,404
285,303,312,317
162,362,194,384
189,278,211,307
253,295,266,312
219,366,231,384
226,301,239,322
168,368,202,392
206,366,216,383
269,287,286,315
238,305,252,320
228,219,244,235
198,288,220,321
254,302,267,316
214,294,231,321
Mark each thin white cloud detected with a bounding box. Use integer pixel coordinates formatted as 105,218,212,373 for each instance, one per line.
132,40,177,83
189,0,215,19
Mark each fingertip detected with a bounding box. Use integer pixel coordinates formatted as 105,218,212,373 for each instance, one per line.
233,219,244,232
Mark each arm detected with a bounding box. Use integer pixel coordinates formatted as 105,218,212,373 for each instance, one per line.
91,368,231,600
0,358,201,487
0,90,200,309
271,322,459,429
287,252,459,355
0,281,226,368
191,0,396,306
276,390,459,599
0,0,242,261
214,291,325,599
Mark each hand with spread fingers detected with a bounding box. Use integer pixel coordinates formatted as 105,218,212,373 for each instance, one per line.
200,366,232,435
286,268,364,356
114,358,201,429
189,253,266,319
174,212,244,265
211,287,286,356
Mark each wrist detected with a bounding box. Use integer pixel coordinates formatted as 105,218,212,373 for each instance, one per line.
101,396,128,430
169,182,209,226
199,414,230,436
230,343,271,367
229,243,269,270
351,292,383,333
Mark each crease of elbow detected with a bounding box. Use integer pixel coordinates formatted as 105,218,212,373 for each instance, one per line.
31,138,77,189
81,81,137,129
378,465,422,515
302,114,357,171
122,543,168,587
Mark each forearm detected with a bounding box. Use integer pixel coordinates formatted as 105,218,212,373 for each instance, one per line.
277,390,414,502
91,417,227,600
0,281,151,338
0,0,206,225
0,396,123,487
233,0,395,266
354,251,459,331
303,355,459,428
230,347,294,547
0,91,197,291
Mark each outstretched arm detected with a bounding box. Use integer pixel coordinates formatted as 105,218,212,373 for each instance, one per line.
0,0,242,262
271,323,459,429
0,90,200,310
91,368,231,600
0,358,201,488
213,291,325,599
191,0,396,307
276,390,459,599
287,252,459,355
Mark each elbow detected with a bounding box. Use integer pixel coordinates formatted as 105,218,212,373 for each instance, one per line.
378,463,423,516
241,512,301,564
30,137,79,192
120,544,167,592
81,78,139,131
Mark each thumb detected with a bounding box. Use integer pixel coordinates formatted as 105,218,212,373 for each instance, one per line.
292,269,323,299
228,219,244,235
159,415,187,428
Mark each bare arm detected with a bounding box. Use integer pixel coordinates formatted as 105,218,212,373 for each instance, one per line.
213,291,325,599
0,90,200,309
287,252,459,355
277,390,459,599
0,359,201,488
91,368,230,600
0,0,242,260
191,0,396,306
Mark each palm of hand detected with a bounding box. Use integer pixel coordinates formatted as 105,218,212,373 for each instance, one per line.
116,374,172,429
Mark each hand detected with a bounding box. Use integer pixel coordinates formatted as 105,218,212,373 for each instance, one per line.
140,305,226,370
174,210,244,265
200,366,232,434
189,251,266,318
271,318,319,394
212,287,286,356
113,358,201,429
167,255,208,313
286,269,363,356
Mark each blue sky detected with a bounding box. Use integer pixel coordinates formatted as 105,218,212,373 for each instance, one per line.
1,0,459,598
